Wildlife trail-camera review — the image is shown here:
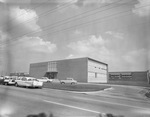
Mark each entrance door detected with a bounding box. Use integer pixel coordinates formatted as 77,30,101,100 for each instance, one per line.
44,72,57,79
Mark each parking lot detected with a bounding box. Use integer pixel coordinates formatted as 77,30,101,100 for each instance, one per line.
1,83,150,117
0,76,110,92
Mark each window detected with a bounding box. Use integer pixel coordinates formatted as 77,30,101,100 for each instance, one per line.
48,62,57,72
22,78,27,81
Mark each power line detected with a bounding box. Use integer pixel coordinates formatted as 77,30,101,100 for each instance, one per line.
5,0,76,28
0,0,75,28
1,20,148,59
12,0,142,38
30,1,50,9
10,0,124,32
0,2,149,46
10,0,132,38
67,20,150,41
0,2,146,46
36,6,149,38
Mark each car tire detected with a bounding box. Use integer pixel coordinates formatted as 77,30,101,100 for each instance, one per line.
71,82,75,85
4,82,8,85
15,83,18,87
61,82,65,84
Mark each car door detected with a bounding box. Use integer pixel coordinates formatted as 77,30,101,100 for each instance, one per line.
26,78,33,86
20,77,27,86
66,78,72,83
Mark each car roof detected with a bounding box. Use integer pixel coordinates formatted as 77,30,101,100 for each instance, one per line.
24,77,36,79
67,78,73,79
4,76,11,77
4,76,12,78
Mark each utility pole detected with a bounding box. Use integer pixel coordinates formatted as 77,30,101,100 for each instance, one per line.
147,70,150,84
4,3,13,76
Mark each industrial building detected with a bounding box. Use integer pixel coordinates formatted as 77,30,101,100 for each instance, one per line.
10,72,29,77
109,71,150,84
29,57,108,83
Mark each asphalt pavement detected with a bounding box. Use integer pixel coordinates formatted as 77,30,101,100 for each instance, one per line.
0,84,150,117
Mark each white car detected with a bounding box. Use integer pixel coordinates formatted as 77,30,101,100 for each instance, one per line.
37,77,52,83
15,76,24,83
15,77,43,88
60,78,77,84
3,76,16,85
51,79,60,84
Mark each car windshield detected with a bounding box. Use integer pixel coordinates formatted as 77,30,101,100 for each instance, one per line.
27,79,32,81
5,78,9,80
34,79,38,81
27,78,37,81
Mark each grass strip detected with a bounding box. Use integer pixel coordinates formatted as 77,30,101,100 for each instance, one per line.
43,83,110,92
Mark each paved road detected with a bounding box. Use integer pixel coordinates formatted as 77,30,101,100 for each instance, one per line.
0,84,150,117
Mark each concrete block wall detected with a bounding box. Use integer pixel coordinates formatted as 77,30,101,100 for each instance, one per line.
29,62,48,78
56,58,87,82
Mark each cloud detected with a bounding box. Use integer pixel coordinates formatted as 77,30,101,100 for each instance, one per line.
56,0,115,11
82,0,114,6
56,0,113,6
56,0,78,4
16,36,57,53
132,0,150,17
10,7,41,38
10,36,57,72
56,0,79,13
67,33,148,71
3,0,31,4
0,0,5,3
66,54,75,59
67,34,111,63
123,48,148,70
0,30,8,71
11,7,41,31
0,30,7,43
68,35,106,53
67,34,117,70
106,31,124,40
0,30,6,56
74,30,82,35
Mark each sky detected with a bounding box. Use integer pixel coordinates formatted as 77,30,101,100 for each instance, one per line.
0,0,150,74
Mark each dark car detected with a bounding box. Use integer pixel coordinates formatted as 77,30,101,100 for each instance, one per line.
0,76,4,85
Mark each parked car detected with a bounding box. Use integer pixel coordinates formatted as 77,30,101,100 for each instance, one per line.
15,77,43,88
0,76,4,85
60,78,77,84
3,76,16,85
37,77,52,83
51,79,60,84
15,76,24,83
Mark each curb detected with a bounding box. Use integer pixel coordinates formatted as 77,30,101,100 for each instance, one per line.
43,87,111,94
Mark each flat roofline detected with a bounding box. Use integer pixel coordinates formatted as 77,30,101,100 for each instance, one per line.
87,57,108,65
109,71,148,73
30,57,107,65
